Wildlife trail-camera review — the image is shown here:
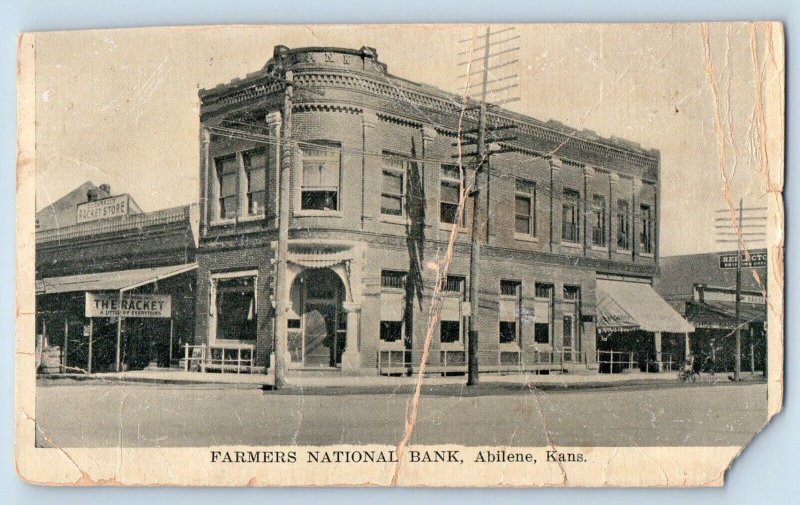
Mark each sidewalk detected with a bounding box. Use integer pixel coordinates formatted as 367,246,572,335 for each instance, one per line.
38,368,766,393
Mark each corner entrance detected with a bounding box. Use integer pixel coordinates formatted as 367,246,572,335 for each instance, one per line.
291,269,346,368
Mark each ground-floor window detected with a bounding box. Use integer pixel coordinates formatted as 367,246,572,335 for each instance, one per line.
380,270,406,344
440,320,461,344
534,283,554,344
214,275,257,341
499,280,521,345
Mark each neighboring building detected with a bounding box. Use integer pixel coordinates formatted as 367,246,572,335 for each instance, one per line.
35,183,199,373
655,249,768,373
194,45,692,376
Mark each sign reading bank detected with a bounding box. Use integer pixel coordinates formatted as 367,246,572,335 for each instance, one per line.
77,194,131,224
85,293,172,318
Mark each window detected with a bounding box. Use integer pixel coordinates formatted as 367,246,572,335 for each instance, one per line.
381,155,406,217
215,276,256,341
564,285,581,301
499,322,517,344
563,315,574,348
440,320,461,344
535,283,553,300
440,164,463,225
243,149,267,216
443,275,465,294
640,204,653,254
534,283,553,344
216,156,239,220
380,321,403,342
381,270,406,289
562,189,580,242
617,200,630,250
500,280,520,297
534,323,550,344
515,179,536,236
592,195,607,247
499,280,521,345
301,145,340,211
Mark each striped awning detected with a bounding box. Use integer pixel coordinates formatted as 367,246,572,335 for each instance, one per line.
37,263,197,295
596,279,695,334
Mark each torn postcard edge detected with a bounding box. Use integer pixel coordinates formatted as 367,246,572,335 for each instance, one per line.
15,22,784,487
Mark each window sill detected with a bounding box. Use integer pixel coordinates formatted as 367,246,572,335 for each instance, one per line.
378,340,406,350
209,218,237,227
615,248,632,255
378,215,410,226
294,210,343,218
639,252,655,258
498,343,521,351
208,340,256,348
440,342,464,351
514,233,539,243
591,245,609,252
560,241,583,249
438,223,468,233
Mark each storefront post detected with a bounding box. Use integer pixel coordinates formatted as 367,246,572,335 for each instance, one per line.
62,316,68,373
341,301,361,374
115,290,123,372
654,331,663,372
685,332,691,360
87,317,93,374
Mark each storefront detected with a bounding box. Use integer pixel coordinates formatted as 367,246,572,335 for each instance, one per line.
595,277,694,373
36,264,197,373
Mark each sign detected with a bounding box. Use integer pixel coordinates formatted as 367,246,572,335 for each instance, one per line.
85,293,172,318
35,280,45,294
76,194,130,224
719,251,767,269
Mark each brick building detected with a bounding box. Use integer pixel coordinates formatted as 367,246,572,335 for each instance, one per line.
195,45,692,376
35,183,198,373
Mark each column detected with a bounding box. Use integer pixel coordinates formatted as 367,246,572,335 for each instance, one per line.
685,332,691,360
583,165,594,254
361,110,379,224
201,128,211,237
632,177,642,261
609,172,619,259
549,156,563,253
654,331,663,372
341,301,362,374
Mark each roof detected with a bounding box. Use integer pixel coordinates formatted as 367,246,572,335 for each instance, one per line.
36,182,143,232
596,279,694,334
684,300,767,329
655,250,767,303
37,263,197,295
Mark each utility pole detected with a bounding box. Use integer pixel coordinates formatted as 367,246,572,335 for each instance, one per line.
458,27,519,386
734,198,742,381
273,69,294,389
714,199,766,382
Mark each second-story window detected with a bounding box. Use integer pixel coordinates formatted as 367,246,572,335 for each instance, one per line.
515,179,536,237
381,155,406,217
562,189,580,243
640,204,653,254
440,164,464,226
216,156,239,220
592,195,607,247
617,199,630,250
301,145,340,211
243,149,267,216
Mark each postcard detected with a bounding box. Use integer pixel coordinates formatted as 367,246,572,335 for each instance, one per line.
16,22,784,487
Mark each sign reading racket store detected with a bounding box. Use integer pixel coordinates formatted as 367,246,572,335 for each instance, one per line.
85,293,172,318
76,194,131,223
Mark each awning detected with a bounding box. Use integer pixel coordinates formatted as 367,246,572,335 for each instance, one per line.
37,263,197,295
685,300,766,330
596,279,695,334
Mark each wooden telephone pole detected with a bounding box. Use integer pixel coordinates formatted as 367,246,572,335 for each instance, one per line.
458,27,519,385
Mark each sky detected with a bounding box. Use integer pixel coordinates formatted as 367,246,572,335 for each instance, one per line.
31,23,782,255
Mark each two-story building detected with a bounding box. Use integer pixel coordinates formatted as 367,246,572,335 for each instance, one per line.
194,45,692,376
35,182,198,374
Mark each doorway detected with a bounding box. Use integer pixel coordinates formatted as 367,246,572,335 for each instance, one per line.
299,269,346,368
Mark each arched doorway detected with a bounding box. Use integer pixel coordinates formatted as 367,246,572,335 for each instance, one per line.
291,268,347,368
